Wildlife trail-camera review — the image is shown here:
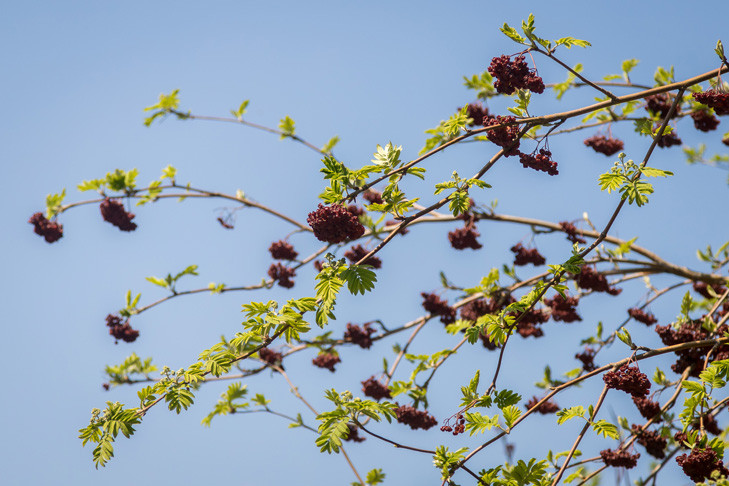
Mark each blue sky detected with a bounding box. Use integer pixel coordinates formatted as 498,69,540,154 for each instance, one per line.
2,2,728,485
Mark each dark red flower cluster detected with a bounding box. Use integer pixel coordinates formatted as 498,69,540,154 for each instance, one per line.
693,281,727,299
307,204,365,244
645,93,678,119
312,352,340,372
487,55,545,95
448,225,482,250
604,366,650,397
102,383,110,391
631,425,667,459
584,135,625,156
441,414,466,435
421,292,457,324
600,449,640,469
100,198,137,232
344,323,376,349
628,308,657,326
518,149,558,175
559,221,587,244
105,314,139,344
479,332,499,350
461,297,500,322
656,130,682,148
258,347,283,367
465,102,489,127
525,396,559,414
344,245,382,269
693,90,729,116
574,266,622,295
313,260,324,272
694,414,722,436
361,376,391,401
484,115,521,156
28,212,63,243
511,243,546,266
655,320,729,376
676,447,729,482
347,204,365,217
516,321,545,339
723,135,729,147
576,347,597,371
343,423,365,443
674,431,689,448
544,293,582,323
268,240,298,260
394,404,437,430
362,189,383,205
268,263,296,288
691,110,720,132
632,396,662,422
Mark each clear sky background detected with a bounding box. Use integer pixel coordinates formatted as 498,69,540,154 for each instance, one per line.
2,2,728,485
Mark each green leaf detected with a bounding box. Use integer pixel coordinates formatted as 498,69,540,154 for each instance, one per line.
322,136,340,154
78,179,104,192
501,405,522,428
557,406,586,425
278,115,296,139
145,276,168,288
161,165,177,181
231,100,249,119
339,265,377,295
500,23,526,44
591,419,619,439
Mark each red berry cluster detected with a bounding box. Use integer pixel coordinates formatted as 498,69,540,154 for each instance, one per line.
600,449,640,469
343,423,366,443
344,245,382,269
421,292,457,324
105,314,139,344
574,266,622,295
362,189,383,205
691,110,720,132
645,93,678,119
312,352,340,372
394,404,437,430
656,130,682,148
361,376,391,401
632,396,662,422
631,425,667,459
628,308,657,326
344,323,376,349
484,115,521,156
258,347,283,367
693,90,729,116
268,240,298,260
525,396,559,414
487,55,545,95
510,243,545,266
604,366,650,397
544,293,582,323
441,413,466,435
584,135,625,156
559,221,587,245
28,212,63,243
307,204,365,244
100,198,137,232
448,225,482,250
518,149,558,175
676,447,729,482
655,320,729,376
575,347,597,371
465,102,489,127
267,263,296,288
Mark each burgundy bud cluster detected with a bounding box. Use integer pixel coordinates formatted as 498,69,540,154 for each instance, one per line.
479,332,499,350
347,204,365,217
100,198,137,232
645,93,678,119
628,307,657,326
691,110,720,132
394,404,437,430
267,263,296,288
362,189,383,205
631,425,667,459
268,240,298,260
465,102,489,127
632,396,662,422
525,396,559,414
102,383,110,391
600,449,640,469
544,293,582,323
694,413,722,436
343,423,365,443
344,244,382,269
421,292,457,324
693,281,727,299
656,130,682,148
448,225,483,250
676,447,729,482
603,365,650,397
693,90,729,116
575,347,597,372
511,243,546,266
105,314,139,344
307,203,365,244
312,352,340,372
487,55,545,95
573,266,621,295
584,135,624,156
559,221,587,245
28,212,64,243
313,260,324,272
483,115,521,156
518,149,558,175
344,323,376,349
258,347,283,367
361,376,391,401
441,414,466,436
655,320,729,376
